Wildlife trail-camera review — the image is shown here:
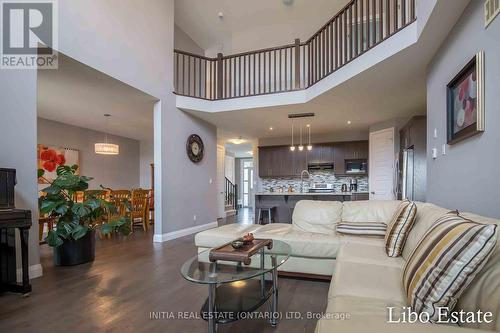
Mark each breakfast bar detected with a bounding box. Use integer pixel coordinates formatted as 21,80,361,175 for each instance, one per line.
254,192,369,224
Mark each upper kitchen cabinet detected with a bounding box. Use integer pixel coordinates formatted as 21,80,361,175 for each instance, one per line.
333,142,346,174
344,141,369,160
259,145,304,177
258,140,368,177
306,143,335,165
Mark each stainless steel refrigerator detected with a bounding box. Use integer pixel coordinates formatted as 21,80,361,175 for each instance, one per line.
396,148,415,201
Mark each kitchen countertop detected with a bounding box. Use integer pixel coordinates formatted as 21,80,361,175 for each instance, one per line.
255,191,369,196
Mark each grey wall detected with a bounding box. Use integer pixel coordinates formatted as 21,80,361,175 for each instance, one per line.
38,118,140,190
174,24,204,55
0,69,40,270
139,140,153,189
427,1,500,218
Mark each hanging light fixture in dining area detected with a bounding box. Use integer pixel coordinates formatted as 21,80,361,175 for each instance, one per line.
95,114,119,155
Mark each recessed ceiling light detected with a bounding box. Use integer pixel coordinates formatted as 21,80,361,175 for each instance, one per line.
218,12,224,19
306,124,310,128
347,120,352,124
269,127,274,131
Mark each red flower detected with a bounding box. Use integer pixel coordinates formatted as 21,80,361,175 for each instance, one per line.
40,149,57,162
43,161,57,172
55,154,66,166
40,149,66,172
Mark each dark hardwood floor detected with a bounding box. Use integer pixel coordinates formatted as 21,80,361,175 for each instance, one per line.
0,212,329,333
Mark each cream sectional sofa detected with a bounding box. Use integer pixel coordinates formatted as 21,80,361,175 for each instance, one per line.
194,200,500,332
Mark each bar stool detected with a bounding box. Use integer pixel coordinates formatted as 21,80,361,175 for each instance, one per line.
257,206,276,225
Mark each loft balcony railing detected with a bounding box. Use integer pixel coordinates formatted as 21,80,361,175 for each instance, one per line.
174,0,416,100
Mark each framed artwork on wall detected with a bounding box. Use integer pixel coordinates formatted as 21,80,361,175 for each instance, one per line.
37,144,80,184
446,51,485,144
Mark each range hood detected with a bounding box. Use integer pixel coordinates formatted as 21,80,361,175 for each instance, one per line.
308,163,334,170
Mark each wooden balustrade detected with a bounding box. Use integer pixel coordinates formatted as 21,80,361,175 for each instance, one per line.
174,0,415,100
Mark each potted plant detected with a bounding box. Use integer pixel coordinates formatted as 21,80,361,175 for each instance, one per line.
38,164,130,266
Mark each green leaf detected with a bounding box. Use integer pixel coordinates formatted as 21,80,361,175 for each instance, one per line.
54,204,68,216
38,169,45,178
71,225,89,240
71,203,91,217
53,174,81,188
84,198,101,210
101,224,113,234
56,165,72,176
41,185,61,195
71,164,79,172
46,230,64,247
40,200,59,215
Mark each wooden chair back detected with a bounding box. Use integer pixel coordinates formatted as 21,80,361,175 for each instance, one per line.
131,189,149,217
72,191,84,203
110,190,131,217
84,190,109,201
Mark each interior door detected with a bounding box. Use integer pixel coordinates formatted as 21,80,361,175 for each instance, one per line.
369,128,395,200
217,145,225,218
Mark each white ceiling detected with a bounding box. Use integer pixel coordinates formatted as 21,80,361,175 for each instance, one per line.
38,54,157,142
175,0,349,55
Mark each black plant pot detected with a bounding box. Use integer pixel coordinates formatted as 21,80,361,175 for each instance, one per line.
53,229,96,266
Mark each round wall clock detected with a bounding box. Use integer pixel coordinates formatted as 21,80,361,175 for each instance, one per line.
186,134,204,163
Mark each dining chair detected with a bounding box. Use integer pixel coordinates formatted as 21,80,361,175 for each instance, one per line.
84,190,110,201
148,189,154,225
72,191,84,203
110,190,131,218
38,217,56,244
84,190,110,227
130,189,149,232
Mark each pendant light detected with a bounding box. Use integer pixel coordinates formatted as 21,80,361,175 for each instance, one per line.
298,124,304,151
307,124,313,151
95,114,119,155
290,120,295,151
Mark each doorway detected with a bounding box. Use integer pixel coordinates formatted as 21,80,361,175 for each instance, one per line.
241,159,254,208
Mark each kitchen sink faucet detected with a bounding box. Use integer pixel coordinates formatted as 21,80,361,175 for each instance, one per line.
300,170,311,193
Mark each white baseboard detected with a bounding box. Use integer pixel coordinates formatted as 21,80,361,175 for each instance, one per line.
153,221,218,243
16,263,43,282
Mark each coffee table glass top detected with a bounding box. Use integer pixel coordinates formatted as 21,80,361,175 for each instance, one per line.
181,240,291,284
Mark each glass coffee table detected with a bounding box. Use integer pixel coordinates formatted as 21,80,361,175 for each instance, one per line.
181,240,291,333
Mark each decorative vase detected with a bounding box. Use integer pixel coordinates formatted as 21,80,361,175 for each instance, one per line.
53,229,96,266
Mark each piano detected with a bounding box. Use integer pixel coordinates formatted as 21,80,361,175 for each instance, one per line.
0,168,32,294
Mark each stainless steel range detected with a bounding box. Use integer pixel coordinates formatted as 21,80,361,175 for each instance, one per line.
308,183,334,193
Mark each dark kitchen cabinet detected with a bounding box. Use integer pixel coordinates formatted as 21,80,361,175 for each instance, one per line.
293,150,308,175
259,146,305,177
333,143,346,174
307,144,335,164
344,141,368,160
258,140,368,177
258,146,274,177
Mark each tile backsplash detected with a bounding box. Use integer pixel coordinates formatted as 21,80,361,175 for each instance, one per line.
260,170,368,193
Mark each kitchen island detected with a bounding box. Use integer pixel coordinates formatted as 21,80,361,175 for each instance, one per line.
254,191,369,224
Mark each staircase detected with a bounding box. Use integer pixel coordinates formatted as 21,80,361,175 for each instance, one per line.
224,177,238,217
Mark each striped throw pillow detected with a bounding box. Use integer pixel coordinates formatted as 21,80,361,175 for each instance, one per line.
385,200,417,257
402,212,497,322
336,222,387,236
